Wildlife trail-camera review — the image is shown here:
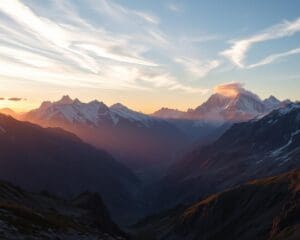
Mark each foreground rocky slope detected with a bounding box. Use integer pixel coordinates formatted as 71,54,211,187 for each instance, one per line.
134,169,300,240
0,180,128,240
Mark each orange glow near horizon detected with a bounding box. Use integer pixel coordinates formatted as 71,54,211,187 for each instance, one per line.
0,100,37,113
0,95,206,114
0,87,212,114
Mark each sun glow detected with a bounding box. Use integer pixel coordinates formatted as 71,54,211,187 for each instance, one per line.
214,82,244,98
0,99,35,113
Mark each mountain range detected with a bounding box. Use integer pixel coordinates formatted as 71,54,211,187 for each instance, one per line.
20,87,289,178
153,91,287,123
149,103,300,213
152,88,290,150
24,96,189,178
0,87,299,238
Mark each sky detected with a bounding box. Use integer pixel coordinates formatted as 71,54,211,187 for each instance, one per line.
0,0,299,113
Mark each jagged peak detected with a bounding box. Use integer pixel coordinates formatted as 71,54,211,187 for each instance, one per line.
110,102,129,110
263,95,280,103
197,93,231,110
39,101,52,110
57,95,74,105
154,107,183,113
73,98,82,104
88,99,107,107
110,103,140,114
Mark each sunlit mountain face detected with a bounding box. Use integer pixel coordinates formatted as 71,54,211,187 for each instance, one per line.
153,83,288,123
0,0,300,239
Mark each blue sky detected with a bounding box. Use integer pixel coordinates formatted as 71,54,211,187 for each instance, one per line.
0,0,299,112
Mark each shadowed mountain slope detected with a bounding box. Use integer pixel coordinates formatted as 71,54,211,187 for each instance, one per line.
150,103,300,212
134,169,300,240
0,113,140,224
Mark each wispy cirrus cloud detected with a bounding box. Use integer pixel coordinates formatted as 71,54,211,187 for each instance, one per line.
247,47,300,69
134,11,159,25
147,30,169,46
91,0,159,25
0,0,211,95
175,57,220,79
221,17,300,68
180,35,221,44
167,3,181,13
0,0,155,69
137,69,209,93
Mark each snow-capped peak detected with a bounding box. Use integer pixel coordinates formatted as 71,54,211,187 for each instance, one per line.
110,103,130,111
197,93,232,111
27,97,160,127
263,95,281,110
228,91,265,113
57,95,74,105
153,88,288,123
277,103,300,115
39,96,75,111
264,95,280,104
110,103,153,126
190,90,265,122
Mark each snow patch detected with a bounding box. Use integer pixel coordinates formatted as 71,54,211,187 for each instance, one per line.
271,129,300,157
0,125,6,133
110,103,153,127
278,104,300,115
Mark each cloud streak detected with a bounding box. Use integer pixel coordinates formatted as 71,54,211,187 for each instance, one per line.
0,0,156,69
247,47,300,69
214,82,245,97
222,17,300,68
8,97,25,101
167,3,181,12
92,0,159,25
175,57,220,79
214,82,260,99
0,0,210,95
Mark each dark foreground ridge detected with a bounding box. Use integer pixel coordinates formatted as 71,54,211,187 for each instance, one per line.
133,168,300,240
0,180,129,239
